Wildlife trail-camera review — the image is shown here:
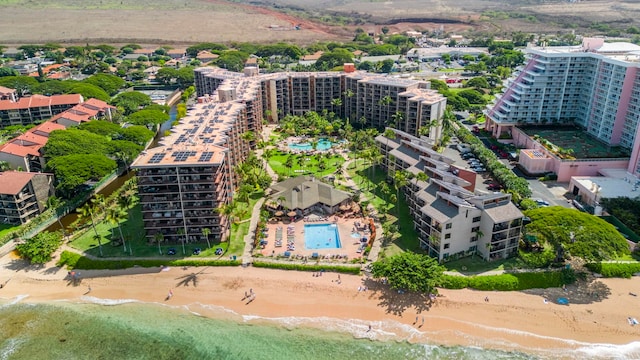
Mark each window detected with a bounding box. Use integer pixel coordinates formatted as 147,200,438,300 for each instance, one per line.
470,236,477,242
468,245,477,252
445,234,451,239
472,216,481,223
445,223,452,230
444,243,450,249
472,226,479,233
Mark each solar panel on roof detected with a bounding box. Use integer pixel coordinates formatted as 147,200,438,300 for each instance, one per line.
198,152,214,162
149,153,166,164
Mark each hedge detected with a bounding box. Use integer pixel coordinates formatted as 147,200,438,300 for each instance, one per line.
252,260,361,275
56,251,241,270
586,262,640,278
438,271,565,291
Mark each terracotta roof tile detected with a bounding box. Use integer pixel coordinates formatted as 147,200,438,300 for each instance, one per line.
0,142,42,157
0,171,37,195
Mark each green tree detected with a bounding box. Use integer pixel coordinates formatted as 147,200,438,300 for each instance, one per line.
78,202,103,256
0,76,39,95
127,109,170,126
107,207,128,253
48,154,117,196
154,232,164,255
0,67,19,77
112,91,152,115
83,73,125,96
465,77,490,89
16,231,63,264
69,83,110,102
201,228,212,249
525,207,630,261
371,252,445,293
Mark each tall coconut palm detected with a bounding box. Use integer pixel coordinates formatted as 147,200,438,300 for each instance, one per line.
106,207,127,253
177,228,187,255
78,202,102,256
201,228,211,249
393,170,412,215
154,232,164,255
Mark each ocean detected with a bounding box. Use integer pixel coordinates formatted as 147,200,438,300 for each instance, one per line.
0,297,637,360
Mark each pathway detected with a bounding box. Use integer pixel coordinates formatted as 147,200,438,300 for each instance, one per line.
241,198,265,266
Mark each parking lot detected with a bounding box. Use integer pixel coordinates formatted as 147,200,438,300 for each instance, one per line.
444,136,573,208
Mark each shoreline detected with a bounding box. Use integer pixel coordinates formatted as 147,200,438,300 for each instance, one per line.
2,259,640,359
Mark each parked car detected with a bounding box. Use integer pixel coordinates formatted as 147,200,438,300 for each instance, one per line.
167,248,177,255
488,183,503,190
533,198,550,206
473,168,487,173
462,153,475,159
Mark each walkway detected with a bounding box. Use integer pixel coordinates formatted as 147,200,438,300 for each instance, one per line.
241,198,265,266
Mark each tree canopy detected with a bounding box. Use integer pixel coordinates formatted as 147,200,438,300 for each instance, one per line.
111,91,152,115
83,73,125,96
524,206,630,262
47,154,117,194
371,252,445,293
127,109,170,126
0,67,19,77
68,83,110,102
16,231,63,264
43,128,110,159
600,197,640,236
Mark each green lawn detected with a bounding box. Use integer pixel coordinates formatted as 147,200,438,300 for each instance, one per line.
346,161,420,256
268,151,345,177
0,223,19,239
444,256,528,274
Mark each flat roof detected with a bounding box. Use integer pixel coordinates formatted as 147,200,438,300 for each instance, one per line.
572,175,639,200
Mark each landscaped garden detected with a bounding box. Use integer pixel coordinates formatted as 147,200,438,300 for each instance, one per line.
520,126,630,159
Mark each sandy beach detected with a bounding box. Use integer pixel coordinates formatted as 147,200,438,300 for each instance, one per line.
1,251,640,359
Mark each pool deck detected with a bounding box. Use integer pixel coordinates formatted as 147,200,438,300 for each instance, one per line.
258,216,371,260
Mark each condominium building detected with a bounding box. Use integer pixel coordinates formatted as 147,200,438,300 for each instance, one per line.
195,67,447,139
0,171,54,225
376,129,523,261
485,38,640,176
0,94,83,128
132,67,446,245
132,75,263,244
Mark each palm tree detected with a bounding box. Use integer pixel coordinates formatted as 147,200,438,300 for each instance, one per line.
106,207,127,253
331,97,342,116
284,155,294,176
390,111,404,128
201,228,212,249
393,170,412,215
0,161,10,171
79,202,102,256
154,232,164,255
177,228,187,255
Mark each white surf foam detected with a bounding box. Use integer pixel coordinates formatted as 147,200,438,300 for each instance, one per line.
0,338,24,360
80,296,140,306
0,294,29,308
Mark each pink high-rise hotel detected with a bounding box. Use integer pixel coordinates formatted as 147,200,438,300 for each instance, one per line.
486,38,640,179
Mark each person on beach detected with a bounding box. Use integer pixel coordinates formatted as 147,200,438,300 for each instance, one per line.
367,325,372,332
484,296,489,302
414,316,418,325
421,316,425,327
167,289,173,300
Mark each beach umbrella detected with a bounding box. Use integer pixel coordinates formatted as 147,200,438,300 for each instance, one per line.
287,211,297,217
275,210,284,217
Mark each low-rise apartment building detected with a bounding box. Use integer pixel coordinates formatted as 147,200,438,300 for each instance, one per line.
0,171,54,225
0,98,116,172
376,129,523,261
0,94,83,128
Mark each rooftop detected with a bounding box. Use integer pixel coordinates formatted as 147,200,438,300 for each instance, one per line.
0,171,37,195
269,176,352,211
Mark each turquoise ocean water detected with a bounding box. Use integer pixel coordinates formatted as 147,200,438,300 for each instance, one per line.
0,297,638,360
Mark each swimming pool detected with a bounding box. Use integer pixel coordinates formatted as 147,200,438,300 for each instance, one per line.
288,139,334,151
304,224,342,250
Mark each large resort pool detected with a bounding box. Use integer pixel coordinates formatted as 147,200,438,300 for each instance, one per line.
304,224,342,249
288,138,335,151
